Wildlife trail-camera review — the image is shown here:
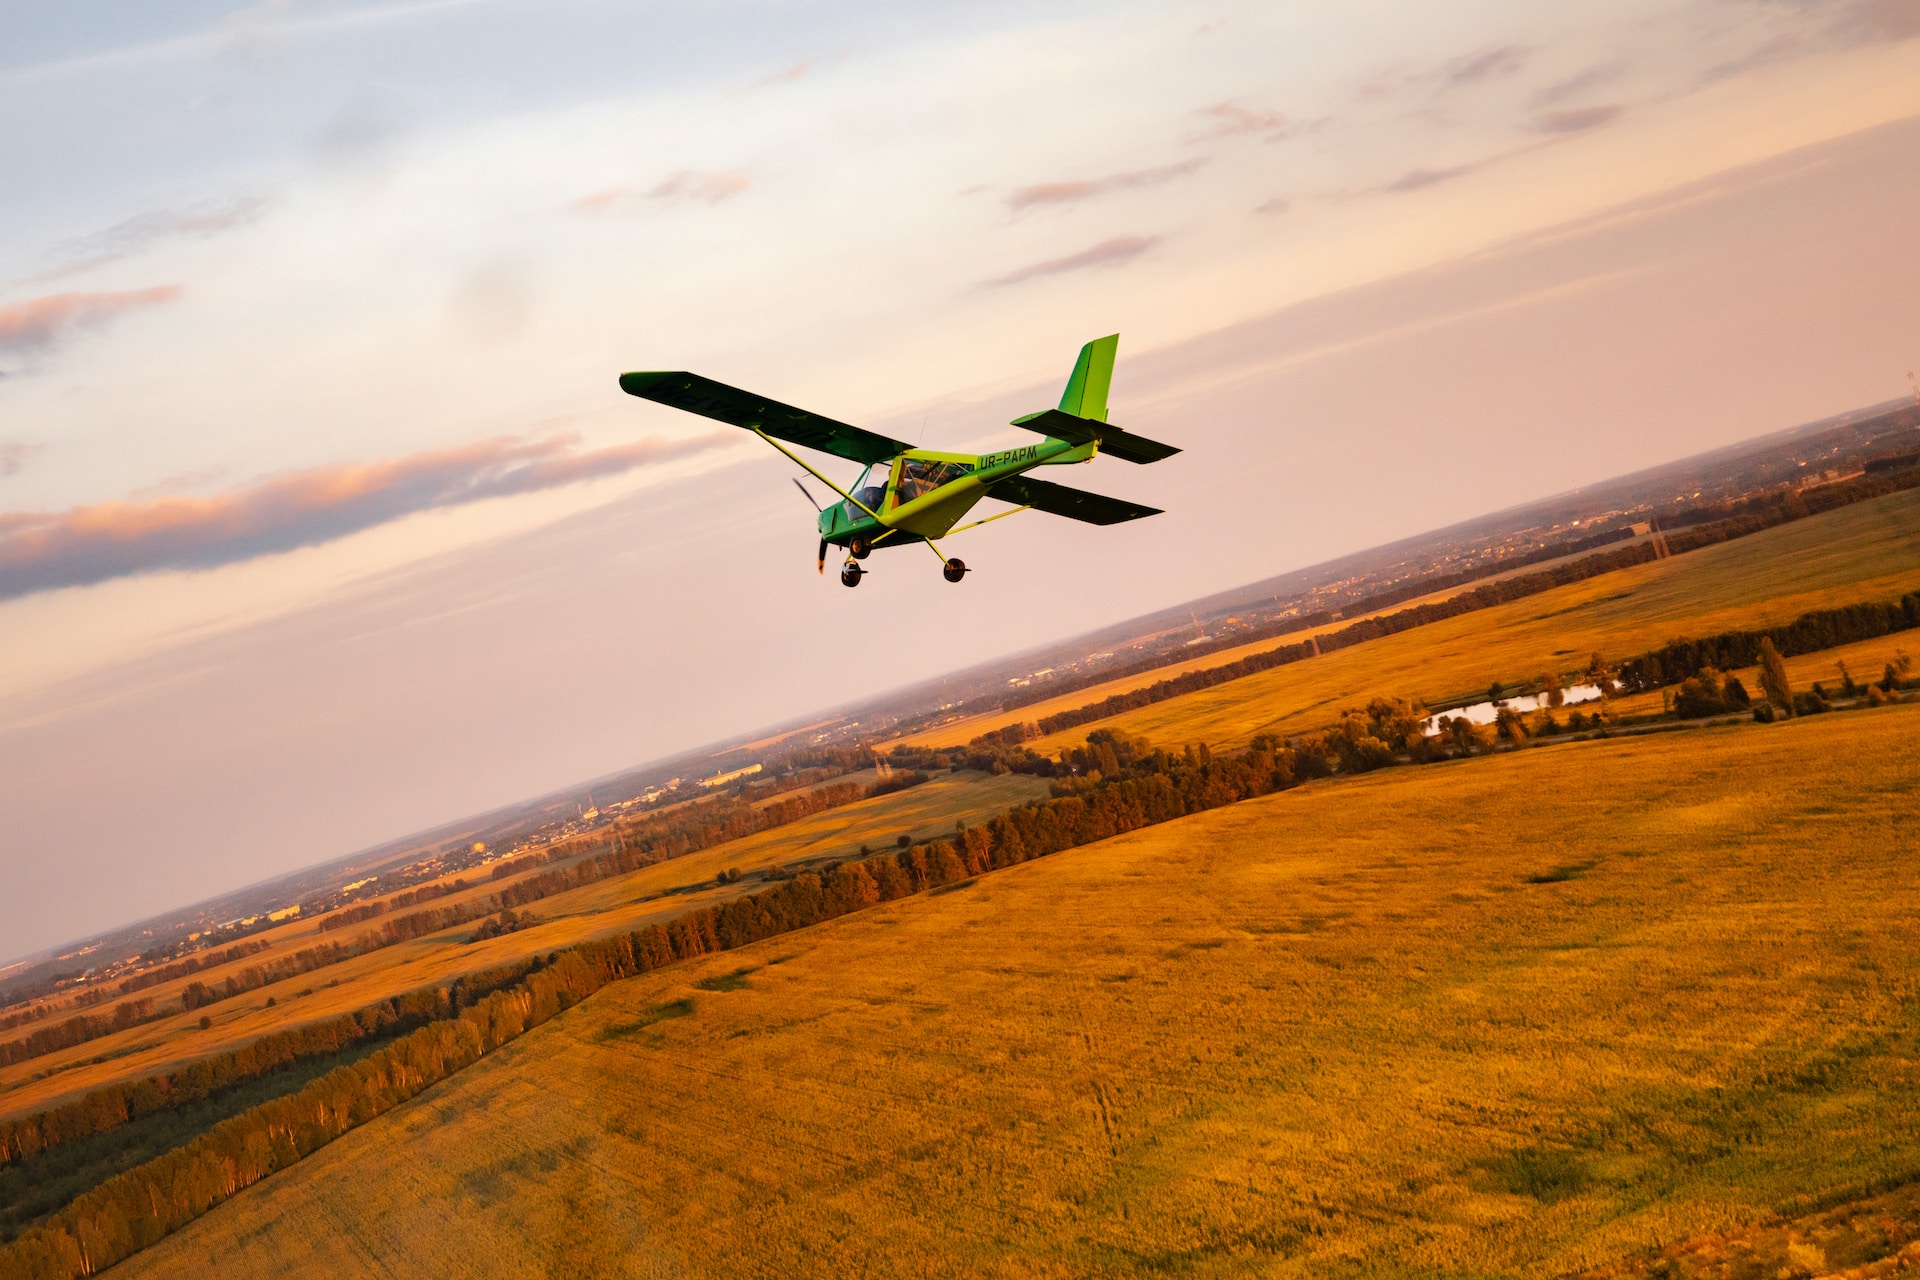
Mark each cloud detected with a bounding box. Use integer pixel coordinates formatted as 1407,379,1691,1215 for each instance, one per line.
0,431,733,600
980,235,1157,288
1254,197,1291,215
0,443,42,478
1385,166,1476,193
753,62,809,87
0,287,182,355
32,197,270,281
572,170,751,213
1535,105,1624,134
1440,44,1531,87
1007,159,1205,211
1360,43,1531,102
1830,0,1920,43
1191,101,1292,142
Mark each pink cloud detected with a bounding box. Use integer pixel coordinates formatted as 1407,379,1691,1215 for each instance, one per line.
1536,105,1624,134
1007,160,1205,211
1192,101,1292,142
0,431,732,599
981,234,1158,288
572,170,751,214
0,287,182,355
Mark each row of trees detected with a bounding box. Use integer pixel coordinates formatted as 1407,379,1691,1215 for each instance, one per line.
990,529,1645,721
316,877,472,933
0,724,1370,1279
0,1000,156,1069
0,777,881,1168
1617,592,1920,693
0,964,554,1169
1018,541,1668,742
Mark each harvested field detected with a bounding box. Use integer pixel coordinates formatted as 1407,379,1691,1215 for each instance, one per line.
111,703,1920,1278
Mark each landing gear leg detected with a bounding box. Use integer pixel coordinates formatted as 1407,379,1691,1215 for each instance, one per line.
942,558,967,583
840,560,865,588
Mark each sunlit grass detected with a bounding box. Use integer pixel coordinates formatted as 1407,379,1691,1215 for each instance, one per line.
1017,486,1920,753
109,704,1920,1279
0,770,1048,1121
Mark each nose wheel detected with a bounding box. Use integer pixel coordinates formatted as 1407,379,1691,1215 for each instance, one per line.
942,558,967,583
840,561,865,588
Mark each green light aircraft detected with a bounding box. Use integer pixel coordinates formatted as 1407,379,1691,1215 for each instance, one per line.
619,334,1177,587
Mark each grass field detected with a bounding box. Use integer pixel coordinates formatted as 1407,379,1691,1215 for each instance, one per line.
0,770,1048,1122
110,702,1920,1278
1007,485,1920,754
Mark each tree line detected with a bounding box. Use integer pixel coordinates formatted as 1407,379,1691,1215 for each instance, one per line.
315,878,472,932
991,539,1666,744
988,464,1920,736
1617,592,1920,693
0,956,555,1173
0,724,1374,1280
990,529,1641,722
0,777,883,1168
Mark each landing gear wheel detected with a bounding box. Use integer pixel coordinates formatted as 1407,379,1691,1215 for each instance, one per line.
849,536,872,560
840,561,866,588
942,558,967,583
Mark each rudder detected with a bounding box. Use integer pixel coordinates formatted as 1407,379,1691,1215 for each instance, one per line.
1058,334,1118,423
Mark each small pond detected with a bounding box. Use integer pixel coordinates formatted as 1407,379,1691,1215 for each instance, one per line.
1423,683,1607,732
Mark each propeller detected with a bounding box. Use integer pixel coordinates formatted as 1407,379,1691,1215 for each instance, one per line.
795,480,829,573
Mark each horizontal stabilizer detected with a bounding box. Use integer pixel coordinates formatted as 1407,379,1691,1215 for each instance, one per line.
988,475,1162,525
1010,408,1181,465
621,371,908,466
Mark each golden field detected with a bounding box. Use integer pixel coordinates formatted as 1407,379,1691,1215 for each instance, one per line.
1011,486,1920,754
112,703,1920,1278
894,485,1920,756
13,490,1913,1125
0,769,1048,1120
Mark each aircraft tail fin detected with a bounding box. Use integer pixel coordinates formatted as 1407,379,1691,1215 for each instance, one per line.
1058,334,1118,422
1010,333,1179,462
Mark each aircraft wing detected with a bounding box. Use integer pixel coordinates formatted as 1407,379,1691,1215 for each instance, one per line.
620,371,909,466
988,475,1162,525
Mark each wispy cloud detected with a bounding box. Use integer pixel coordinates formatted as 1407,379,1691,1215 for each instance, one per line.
0,431,732,600
753,62,809,87
1535,104,1624,134
1191,101,1292,142
32,198,269,282
572,170,751,213
980,235,1157,288
1359,43,1531,103
0,287,182,356
1441,44,1531,87
1007,159,1205,212
0,443,42,478
1385,166,1477,193
1828,0,1920,44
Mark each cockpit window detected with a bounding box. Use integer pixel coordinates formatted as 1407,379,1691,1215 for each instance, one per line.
842,462,889,520
895,459,971,505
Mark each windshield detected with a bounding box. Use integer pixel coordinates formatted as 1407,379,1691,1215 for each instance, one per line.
843,461,889,518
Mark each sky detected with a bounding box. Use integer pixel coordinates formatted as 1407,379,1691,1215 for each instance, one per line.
3,0,1919,958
